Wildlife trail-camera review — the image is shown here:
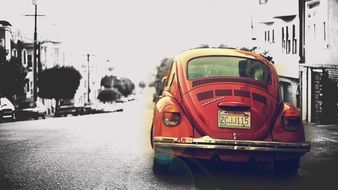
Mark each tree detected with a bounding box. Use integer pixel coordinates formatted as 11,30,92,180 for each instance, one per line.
151,57,172,95
138,81,146,88
113,77,135,97
0,55,28,98
100,75,116,88
97,88,121,103
38,66,82,104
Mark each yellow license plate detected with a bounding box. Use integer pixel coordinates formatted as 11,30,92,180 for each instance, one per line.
218,111,251,129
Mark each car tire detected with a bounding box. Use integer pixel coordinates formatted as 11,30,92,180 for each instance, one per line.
11,113,16,122
273,158,299,178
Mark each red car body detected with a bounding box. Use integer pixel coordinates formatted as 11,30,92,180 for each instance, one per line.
151,48,310,176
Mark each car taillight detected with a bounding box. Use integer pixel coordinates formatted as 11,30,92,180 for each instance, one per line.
282,116,301,131
162,105,181,127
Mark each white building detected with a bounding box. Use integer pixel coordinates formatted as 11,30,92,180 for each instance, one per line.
0,20,13,61
300,0,338,124
252,0,303,107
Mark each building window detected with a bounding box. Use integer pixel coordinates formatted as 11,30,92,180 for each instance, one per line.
272,29,275,43
313,24,316,40
26,80,30,92
282,27,285,53
22,49,27,67
11,49,18,57
323,22,326,41
28,54,32,67
264,31,267,42
53,48,60,65
280,82,292,104
292,25,297,54
286,26,291,54
30,81,33,93
267,30,270,42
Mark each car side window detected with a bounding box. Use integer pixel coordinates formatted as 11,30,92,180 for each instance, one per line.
165,61,176,88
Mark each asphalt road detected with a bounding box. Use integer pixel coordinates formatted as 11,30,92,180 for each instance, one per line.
1,89,338,190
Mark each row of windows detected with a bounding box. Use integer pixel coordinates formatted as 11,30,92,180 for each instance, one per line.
263,21,327,54
282,25,297,54
264,25,298,55
10,48,32,67
264,30,275,43
307,22,327,42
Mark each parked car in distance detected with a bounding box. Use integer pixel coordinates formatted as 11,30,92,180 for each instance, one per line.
151,48,311,177
15,101,46,120
0,97,16,122
83,102,105,114
55,99,84,117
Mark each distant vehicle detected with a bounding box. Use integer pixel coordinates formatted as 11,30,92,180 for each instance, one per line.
15,101,46,120
83,102,105,114
0,97,16,122
55,99,84,117
151,48,311,177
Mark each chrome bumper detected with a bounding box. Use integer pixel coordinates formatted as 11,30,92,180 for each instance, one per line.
154,136,311,153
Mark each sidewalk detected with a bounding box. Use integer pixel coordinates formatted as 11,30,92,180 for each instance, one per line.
303,122,338,143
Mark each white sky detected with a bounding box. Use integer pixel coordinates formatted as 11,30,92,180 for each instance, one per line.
1,0,255,82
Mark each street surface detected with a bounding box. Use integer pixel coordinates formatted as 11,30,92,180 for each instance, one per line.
1,88,338,190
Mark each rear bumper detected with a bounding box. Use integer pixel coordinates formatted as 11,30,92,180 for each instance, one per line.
154,136,311,153
0,111,13,119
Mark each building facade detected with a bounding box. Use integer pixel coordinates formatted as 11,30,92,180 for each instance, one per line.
0,20,31,104
0,20,13,61
252,0,303,107
300,0,338,124
253,0,338,124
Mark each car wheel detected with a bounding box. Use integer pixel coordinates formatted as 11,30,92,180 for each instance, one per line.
273,158,299,178
11,113,16,122
153,149,174,175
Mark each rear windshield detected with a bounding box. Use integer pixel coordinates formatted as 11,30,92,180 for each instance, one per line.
187,56,271,83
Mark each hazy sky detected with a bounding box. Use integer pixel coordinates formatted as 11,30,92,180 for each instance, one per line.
1,0,255,82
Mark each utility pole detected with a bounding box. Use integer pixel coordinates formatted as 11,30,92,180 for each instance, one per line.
86,54,95,103
25,1,45,101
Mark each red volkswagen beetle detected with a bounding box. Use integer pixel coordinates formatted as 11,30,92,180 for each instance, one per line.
151,48,310,177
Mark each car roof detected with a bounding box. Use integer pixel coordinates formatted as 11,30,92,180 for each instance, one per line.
175,48,269,65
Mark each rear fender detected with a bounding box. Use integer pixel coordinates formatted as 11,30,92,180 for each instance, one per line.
272,104,305,142
153,96,193,138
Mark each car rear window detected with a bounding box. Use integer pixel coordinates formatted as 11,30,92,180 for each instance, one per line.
187,56,271,83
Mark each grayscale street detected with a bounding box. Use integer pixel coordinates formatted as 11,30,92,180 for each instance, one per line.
1,90,337,190
1,0,338,189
